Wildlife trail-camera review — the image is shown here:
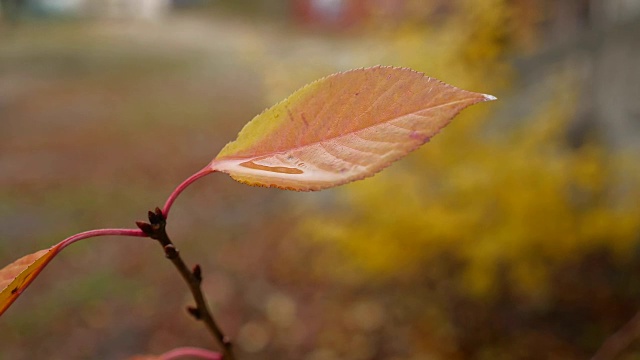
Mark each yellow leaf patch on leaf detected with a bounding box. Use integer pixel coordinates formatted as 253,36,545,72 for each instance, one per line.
212,66,495,191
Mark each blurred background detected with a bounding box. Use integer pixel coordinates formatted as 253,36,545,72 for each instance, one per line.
1,0,639,359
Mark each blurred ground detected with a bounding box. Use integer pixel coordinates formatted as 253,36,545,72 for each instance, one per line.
1,1,639,359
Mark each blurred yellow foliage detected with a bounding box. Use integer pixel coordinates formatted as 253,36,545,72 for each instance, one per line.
248,2,640,355
292,0,640,301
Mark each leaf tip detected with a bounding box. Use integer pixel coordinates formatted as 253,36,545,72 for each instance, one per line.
482,93,498,102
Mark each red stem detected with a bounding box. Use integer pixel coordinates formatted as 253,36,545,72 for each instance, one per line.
162,167,214,219
591,310,640,360
54,165,216,248
58,228,147,250
0,228,149,317
160,347,222,360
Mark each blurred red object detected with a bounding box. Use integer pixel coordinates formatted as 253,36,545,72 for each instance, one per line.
291,0,368,29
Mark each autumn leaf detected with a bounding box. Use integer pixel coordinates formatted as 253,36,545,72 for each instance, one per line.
0,245,63,316
211,66,495,191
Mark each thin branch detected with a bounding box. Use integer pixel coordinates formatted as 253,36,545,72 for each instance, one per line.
591,310,640,360
0,228,149,317
137,208,235,360
162,167,213,219
58,228,147,250
160,346,222,360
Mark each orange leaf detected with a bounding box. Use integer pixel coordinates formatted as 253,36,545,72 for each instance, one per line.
0,245,62,316
211,66,495,190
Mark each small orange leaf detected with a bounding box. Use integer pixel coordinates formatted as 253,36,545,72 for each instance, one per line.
0,245,62,316
211,66,495,191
